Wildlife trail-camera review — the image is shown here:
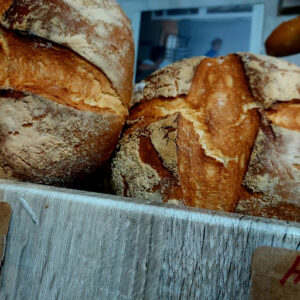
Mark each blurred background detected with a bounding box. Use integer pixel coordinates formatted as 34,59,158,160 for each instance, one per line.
117,0,300,82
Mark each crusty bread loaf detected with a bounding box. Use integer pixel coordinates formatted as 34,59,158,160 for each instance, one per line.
112,53,300,219
0,0,134,106
0,0,134,185
112,54,261,211
266,16,300,57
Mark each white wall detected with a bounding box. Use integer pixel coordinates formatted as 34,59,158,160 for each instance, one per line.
179,18,251,57
117,0,264,72
118,0,300,66
118,0,261,11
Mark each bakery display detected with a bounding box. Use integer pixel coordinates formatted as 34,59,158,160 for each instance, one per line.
0,0,298,222
112,53,300,220
266,15,300,57
0,0,134,185
0,2,299,297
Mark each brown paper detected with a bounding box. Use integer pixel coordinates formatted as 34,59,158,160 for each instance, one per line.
0,202,11,265
251,247,300,300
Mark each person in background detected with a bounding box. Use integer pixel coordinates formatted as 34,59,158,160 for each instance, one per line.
136,46,166,82
205,38,222,58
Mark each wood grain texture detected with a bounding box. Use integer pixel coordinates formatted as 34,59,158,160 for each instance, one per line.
0,179,299,300
0,202,11,264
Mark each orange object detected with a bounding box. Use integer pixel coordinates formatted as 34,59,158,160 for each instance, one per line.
266,16,300,56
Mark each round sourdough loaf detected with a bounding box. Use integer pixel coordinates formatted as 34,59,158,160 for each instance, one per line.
0,0,134,185
111,53,300,219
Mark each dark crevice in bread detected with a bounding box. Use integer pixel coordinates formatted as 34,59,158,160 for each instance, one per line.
0,88,27,99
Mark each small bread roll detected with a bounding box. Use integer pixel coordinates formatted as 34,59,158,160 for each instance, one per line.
112,53,300,217
266,16,300,57
0,0,134,185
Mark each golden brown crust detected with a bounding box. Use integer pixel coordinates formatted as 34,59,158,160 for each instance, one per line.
0,93,124,185
112,55,260,211
177,56,259,211
243,109,300,203
266,101,300,131
265,16,300,57
0,27,127,116
113,53,300,218
112,113,181,202
0,0,134,106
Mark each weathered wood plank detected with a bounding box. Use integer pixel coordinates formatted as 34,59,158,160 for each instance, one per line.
0,179,299,299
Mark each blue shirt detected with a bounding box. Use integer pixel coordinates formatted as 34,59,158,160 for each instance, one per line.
205,49,218,57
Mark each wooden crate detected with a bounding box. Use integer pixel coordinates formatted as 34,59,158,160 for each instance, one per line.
0,179,299,299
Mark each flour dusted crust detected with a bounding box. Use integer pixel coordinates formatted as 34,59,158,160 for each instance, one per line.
113,54,260,211
112,53,300,217
244,111,300,203
236,102,300,221
131,57,204,107
0,0,134,106
238,53,300,108
0,1,134,185
0,92,124,185
112,113,180,202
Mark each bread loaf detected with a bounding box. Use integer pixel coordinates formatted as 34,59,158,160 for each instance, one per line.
112,53,300,220
0,0,134,105
266,16,300,57
0,0,134,185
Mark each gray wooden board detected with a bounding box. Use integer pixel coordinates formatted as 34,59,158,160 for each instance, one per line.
0,179,299,300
